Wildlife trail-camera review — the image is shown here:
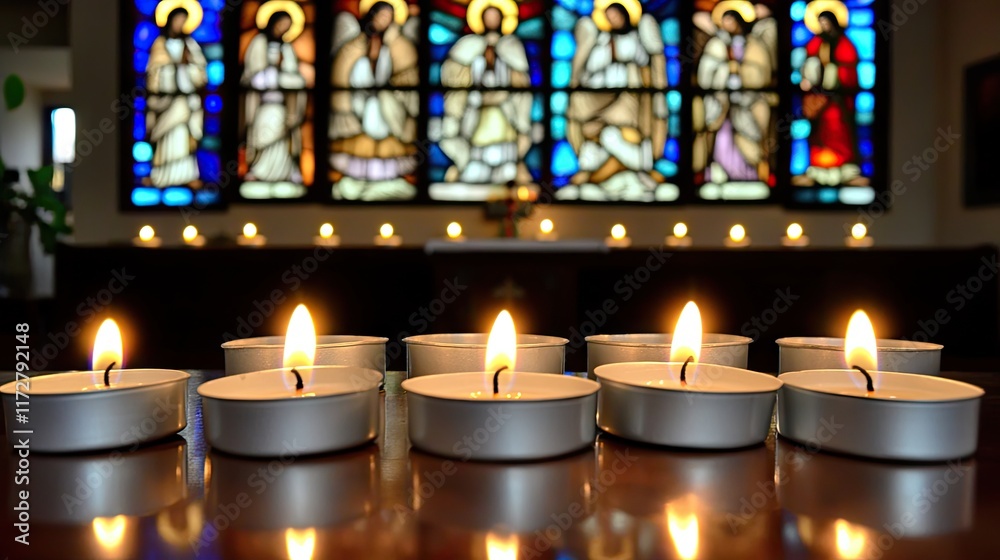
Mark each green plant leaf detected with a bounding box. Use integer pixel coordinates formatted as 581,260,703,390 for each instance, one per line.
3,75,25,111
0,154,6,179
27,166,54,198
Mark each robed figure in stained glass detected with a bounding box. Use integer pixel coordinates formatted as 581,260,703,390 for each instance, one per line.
566,0,668,200
330,0,419,200
146,1,207,188
796,1,865,186
693,1,776,191
437,0,533,186
242,2,308,187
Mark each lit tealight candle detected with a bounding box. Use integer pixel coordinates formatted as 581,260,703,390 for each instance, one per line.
846,222,873,248
1,319,189,452
237,222,266,247
402,310,599,460
777,310,984,461
375,222,402,246
781,222,810,248
666,222,692,247
594,302,781,448
133,225,162,247
535,218,558,241
605,223,631,248
182,225,206,247
314,222,341,247
724,224,750,248
445,221,466,242
198,304,382,457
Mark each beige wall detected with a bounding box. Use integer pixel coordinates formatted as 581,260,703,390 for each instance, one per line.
63,0,957,247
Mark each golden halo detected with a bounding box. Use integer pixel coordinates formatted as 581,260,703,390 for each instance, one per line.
467,0,519,35
592,0,642,32
360,0,409,27
255,0,306,43
155,0,203,34
711,0,756,28
804,0,849,34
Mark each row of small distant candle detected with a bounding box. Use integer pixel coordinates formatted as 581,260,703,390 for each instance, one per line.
132,220,875,248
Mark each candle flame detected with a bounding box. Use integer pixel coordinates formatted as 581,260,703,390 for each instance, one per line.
834,519,867,559
485,310,517,383
319,223,334,239
611,224,627,240
93,515,128,552
485,533,519,560
446,221,462,239
787,223,803,241
729,224,746,243
380,223,394,239
139,225,155,242
283,305,316,369
844,310,878,374
182,225,198,242
851,223,867,240
92,319,124,385
285,527,317,560
666,498,700,560
673,222,688,238
539,218,554,234
243,223,257,239
669,302,702,364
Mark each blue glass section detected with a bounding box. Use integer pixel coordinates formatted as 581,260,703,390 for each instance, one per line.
851,8,875,26
203,43,223,60
655,159,678,177
203,0,226,10
194,189,221,206
818,189,838,203
552,141,579,176
133,50,149,73
553,176,570,187
517,17,545,39
861,162,875,176
669,114,681,137
859,139,874,158
197,150,221,182
847,0,875,6
846,28,875,61
201,136,221,151
133,162,151,177
792,23,811,47
429,23,457,46
791,139,810,174
551,91,568,114
552,31,575,60
858,62,876,89
431,44,451,61
666,91,681,113
531,96,544,121
667,60,681,87
525,41,540,56
856,111,874,126
790,47,806,71
794,189,817,203
429,92,444,116
530,67,543,87
205,94,222,114
207,60,225,86
430,11,463,29
133,141,153,162
163,187,194,206
131,187,160,206
192,11,221,43
552,61,572,88
134,97,146,111
525,146,541,171
791,119,811,140
429,144,452,167
205,116,221,135
792,95,803,115
430,63,441,85
133,113,145,140
551,116,567,139
662,18,680,45
856,91,875,112
790,1,807,21
664,138,679,162
791,70,801,85
665,45,679,57
551,6,578,31
135,0,158,16
856,124,872,139
428,165,446,182
134,22,158,50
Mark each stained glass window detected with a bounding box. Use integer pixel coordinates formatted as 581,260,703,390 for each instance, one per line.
237,0,316,200
550,0,682,202
126,0,225,208
788,0,880,206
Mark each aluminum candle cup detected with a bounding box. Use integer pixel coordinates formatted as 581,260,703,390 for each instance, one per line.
198,365,382,457
594,362,781,449
777,337,942,374
206,444,378,529
586,333,752,377
404,333,568,378
410,449,594,532
775,438,975,536
403,372,599,461
222,335,388,376
777,370,984,461
0,369,189,453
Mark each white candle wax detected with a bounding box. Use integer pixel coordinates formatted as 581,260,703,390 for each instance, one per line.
779,369,982,401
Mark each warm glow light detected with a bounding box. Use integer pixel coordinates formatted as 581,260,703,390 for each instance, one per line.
673,222,688,238
182,225,198,242
282,304,316,369
380,223,394,239
516,186,531,201
787,223,803,240
319,223,334,239
486,533,519,560
446,221,462,239
243,223,258,239
93,515,128,551
666,499,700,560
844,310,878,372
139,225,155,242
669,302,702,364
485,310,517,373
539,218,554,234
611,224,627,240
285,527,317,560
834,519,867,559
92,319,124,372
851,223,867,240
729,224,746,242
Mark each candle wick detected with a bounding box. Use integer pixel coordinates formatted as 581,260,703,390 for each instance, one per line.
492,365,508,395
679,356,693,385
852,365,875,393
291,367,304,391
103,361,116,388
